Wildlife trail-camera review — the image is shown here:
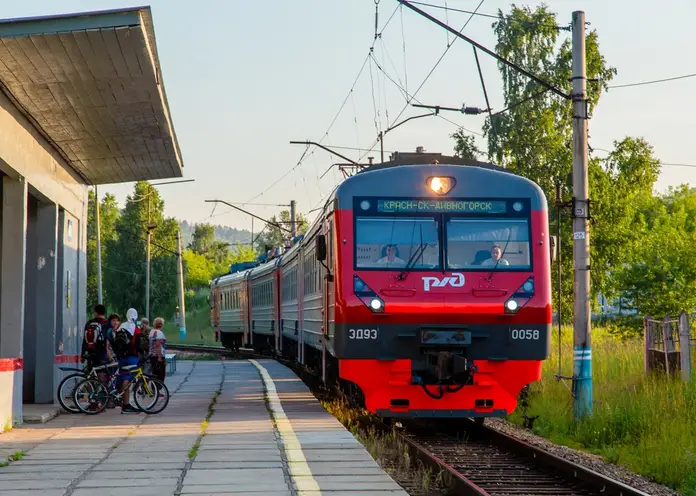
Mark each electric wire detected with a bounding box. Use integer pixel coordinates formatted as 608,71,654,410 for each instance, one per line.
242,5,401,206
607,72,696,89
359,0,487,163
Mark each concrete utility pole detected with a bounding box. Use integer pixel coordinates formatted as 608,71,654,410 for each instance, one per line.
95,185,103,305
176,229,186,340
290,200,297,238
571,10,592,419
145,188,156,322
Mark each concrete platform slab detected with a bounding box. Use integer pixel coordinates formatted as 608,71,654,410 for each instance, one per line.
21,404,61,424
0,479,72,490
76,477,179,487
185,467,286,485
190,461,284,470
181,483,290,493
194,449,281,462
2,491,65,496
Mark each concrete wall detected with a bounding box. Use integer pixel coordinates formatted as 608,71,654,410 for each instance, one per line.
0,84,88,429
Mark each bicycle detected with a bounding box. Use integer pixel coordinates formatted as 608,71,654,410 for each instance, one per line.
57,361,119,414
73,363,170,415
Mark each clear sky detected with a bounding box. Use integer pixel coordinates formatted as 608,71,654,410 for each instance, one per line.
9,1,696,231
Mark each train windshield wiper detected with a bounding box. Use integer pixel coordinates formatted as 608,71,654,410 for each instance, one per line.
397,227,427,281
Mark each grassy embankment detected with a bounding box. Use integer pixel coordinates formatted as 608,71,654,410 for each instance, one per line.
510,326,696,494
162,288,221,347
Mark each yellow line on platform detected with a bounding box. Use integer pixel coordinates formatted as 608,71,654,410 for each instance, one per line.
249,359,320,493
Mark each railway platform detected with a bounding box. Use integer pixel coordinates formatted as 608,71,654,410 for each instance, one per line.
0,359,406,495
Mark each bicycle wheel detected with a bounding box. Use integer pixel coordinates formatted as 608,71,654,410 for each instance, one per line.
132,377,158,412
73,378,110,414
134,378,169,414
57,373,86,414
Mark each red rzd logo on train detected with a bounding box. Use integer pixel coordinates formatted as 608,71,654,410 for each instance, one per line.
422,273,465,292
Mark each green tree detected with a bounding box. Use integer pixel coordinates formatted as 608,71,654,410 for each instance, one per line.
188,223,215,255
255,210,309,253
617,187,696,317
452,129,481,160
106,182,179,318
474,5,660,316
183,249,214,288
87,190,120,311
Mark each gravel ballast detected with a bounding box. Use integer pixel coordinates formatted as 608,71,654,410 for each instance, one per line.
486,418,679,496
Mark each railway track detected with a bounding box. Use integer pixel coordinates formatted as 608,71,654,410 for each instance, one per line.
170,344,649,496
398,421,649,496
167,344,230,354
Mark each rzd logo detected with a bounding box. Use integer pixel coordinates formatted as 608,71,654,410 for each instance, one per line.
422,273,465,292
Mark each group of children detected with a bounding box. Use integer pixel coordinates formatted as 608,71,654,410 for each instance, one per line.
81,304,167,414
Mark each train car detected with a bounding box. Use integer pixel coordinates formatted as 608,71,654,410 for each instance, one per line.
211,264,253,351
248,258,280,353
278,241,302,359
315,162,552,419
214,159,552,420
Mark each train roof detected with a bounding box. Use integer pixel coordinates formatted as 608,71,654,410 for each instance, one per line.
333,163,547,211
248,257,279,279
212,268,249,287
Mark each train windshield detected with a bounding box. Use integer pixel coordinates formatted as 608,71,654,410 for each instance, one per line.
446,218,531,270
355,216,440,269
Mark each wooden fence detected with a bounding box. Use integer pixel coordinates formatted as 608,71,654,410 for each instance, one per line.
644,313,695,381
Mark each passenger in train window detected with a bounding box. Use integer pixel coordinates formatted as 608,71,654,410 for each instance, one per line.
375,244,406,265
481,243,509,266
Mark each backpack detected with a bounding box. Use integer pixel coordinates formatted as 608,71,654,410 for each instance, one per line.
113,329,133,358
133,328,148,355
84,320,106,353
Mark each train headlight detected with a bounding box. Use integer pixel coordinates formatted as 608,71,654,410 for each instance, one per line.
427,176,455,195
369,298,384,312
354,275,385,312
505,277,535,314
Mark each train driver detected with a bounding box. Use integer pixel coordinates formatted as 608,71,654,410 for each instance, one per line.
376,244,406,265
481,243,509,266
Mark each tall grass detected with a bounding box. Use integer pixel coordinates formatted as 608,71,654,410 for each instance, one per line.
510,326,696,493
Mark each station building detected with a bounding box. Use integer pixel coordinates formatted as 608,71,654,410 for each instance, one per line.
0,7,183,429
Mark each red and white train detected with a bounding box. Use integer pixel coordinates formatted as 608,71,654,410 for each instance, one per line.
211,159,553,419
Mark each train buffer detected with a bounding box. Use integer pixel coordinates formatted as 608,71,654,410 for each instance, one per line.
0,359,406,494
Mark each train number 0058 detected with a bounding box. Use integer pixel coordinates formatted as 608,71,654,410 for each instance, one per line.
511,329,540,340
348,329,378,339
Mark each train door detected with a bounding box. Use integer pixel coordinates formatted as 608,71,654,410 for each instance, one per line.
321,216,335,383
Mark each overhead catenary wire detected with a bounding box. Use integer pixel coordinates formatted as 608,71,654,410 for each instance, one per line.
408,1,569,30
355,0,487,164
242,5,402,207
368,51,483,137
607,72,696,89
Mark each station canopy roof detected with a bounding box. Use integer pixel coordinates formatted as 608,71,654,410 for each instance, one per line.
0,7,183,184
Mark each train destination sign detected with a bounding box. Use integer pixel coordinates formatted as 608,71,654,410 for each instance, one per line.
376,199,508,214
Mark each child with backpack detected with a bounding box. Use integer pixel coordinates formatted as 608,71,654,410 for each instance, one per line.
111,308,147,414
81,304,112,375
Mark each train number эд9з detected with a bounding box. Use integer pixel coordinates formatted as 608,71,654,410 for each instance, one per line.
348,329,378,339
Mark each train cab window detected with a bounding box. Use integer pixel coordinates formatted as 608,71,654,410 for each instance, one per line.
355,216,440,270
446,218,531,270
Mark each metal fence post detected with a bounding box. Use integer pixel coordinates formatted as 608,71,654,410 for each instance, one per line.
663,316,676,376
679,312,692,382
